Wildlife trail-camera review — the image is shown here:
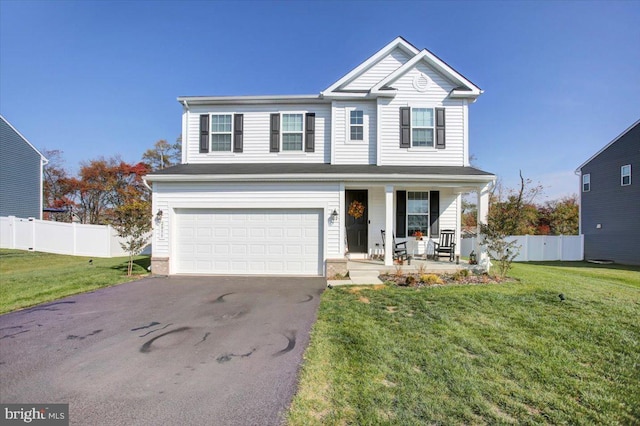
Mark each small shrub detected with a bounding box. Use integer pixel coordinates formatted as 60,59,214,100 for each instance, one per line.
405,275,417,286
416,263,427,275
452,269,470,281
420,274,443,285
394,265,404,278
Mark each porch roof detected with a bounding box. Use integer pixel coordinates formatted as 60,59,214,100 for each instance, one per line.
146,163,495,185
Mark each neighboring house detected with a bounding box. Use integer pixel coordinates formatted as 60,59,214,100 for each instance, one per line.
0,115,48,219
145,37,496,276
576,120,640,266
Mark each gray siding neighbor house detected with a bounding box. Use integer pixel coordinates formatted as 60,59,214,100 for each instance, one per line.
0,115,48,219
577,119,640,265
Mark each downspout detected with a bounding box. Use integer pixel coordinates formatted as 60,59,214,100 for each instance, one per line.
181,100,190,164
40,156,49,220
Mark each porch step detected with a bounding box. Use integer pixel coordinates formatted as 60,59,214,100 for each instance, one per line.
347,270,383,285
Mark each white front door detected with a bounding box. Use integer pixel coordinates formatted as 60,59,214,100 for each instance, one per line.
174,208,322,275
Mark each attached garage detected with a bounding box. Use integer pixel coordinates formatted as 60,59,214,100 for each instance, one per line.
174,208,323,276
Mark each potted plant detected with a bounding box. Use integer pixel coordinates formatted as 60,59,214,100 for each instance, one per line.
413,230,424,240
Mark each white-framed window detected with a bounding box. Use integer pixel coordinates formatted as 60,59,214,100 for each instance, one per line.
407,191,429,236
582,173,590,192
621,165,631,186
282,113,304,151
412,108,434,147
210,114,232,151
350,110,364,141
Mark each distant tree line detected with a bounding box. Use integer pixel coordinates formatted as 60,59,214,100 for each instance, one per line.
462,172,579,236
43,138,180,225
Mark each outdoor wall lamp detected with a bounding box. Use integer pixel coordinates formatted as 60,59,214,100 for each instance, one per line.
331,209,339,221
155,210,163,223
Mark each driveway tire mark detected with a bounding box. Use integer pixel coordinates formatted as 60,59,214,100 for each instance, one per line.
297,294,313,303
213,293,234,303
216,348,256,363
0,330,29,340
139,323,173,337
66,329,103,341
140,327,191,353
26,301,76,312
273,331,296,357
131,321,160,331
195,332,211,346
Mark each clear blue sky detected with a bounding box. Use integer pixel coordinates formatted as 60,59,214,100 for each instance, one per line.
1,0,639,201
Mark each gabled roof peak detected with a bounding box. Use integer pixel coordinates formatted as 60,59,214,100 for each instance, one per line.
322,37,481,100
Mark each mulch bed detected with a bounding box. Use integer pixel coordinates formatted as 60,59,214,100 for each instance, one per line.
380,271,514,288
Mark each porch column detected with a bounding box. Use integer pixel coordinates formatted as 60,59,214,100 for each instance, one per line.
384,185,394,266
476,182,491,263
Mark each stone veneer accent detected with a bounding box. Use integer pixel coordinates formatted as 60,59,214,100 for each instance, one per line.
151,257,169,275
326,258,348,278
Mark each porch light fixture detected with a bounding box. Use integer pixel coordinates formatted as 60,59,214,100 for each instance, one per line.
156,209,163,219
331,209,339,221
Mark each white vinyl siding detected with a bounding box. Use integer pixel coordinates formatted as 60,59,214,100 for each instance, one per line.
378,62,465,166
332,101,376,164
185,104,330,164
342,48,412,91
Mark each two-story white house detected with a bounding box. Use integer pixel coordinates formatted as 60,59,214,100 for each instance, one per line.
145,37,495,277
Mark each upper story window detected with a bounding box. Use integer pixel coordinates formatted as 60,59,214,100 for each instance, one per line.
407,191,429,236
282,113,304,151
621,165,631,186
211,114,232,151
350,110,364,141
412,108,434,147
582,173,590,192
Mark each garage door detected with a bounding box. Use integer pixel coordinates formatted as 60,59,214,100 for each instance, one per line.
174,208,322,275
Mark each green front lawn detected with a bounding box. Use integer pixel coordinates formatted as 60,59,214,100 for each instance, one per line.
0,249,150,314
288,262,640,425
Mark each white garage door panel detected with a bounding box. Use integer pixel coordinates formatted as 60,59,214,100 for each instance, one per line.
175,209,322,275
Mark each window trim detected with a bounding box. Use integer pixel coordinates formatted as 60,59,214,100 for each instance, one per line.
582,173,590,192
621,164,631,186
349,109,364,142
410,107,435,148
281,112,305,152
406,191,430,237
208,113,234,153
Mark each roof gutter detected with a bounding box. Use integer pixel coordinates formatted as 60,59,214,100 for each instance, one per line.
144,173,496,184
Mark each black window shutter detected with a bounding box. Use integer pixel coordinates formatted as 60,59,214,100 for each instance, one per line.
270,113,280,152
199,114,209,153
400,107,411,148
435,108,446,149
430,191,440,237
233,114,243,153
396,190,407,238
305,113,315,152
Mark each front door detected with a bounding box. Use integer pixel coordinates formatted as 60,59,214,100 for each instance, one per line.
345,190,368,253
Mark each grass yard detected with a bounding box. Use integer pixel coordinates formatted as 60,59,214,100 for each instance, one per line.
0,249,150,314
288,262,640,425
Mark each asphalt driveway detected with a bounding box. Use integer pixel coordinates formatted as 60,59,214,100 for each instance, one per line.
0,276,326,425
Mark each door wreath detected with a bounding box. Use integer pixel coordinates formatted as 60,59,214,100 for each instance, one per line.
348,200,365,219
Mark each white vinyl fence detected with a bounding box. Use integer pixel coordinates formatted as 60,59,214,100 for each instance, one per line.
0,216,150,258
461,235,584,262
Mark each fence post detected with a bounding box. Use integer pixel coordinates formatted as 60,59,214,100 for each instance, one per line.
29,217,36,251
72,222,77,256
9,216,16,249
558,235,563,261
